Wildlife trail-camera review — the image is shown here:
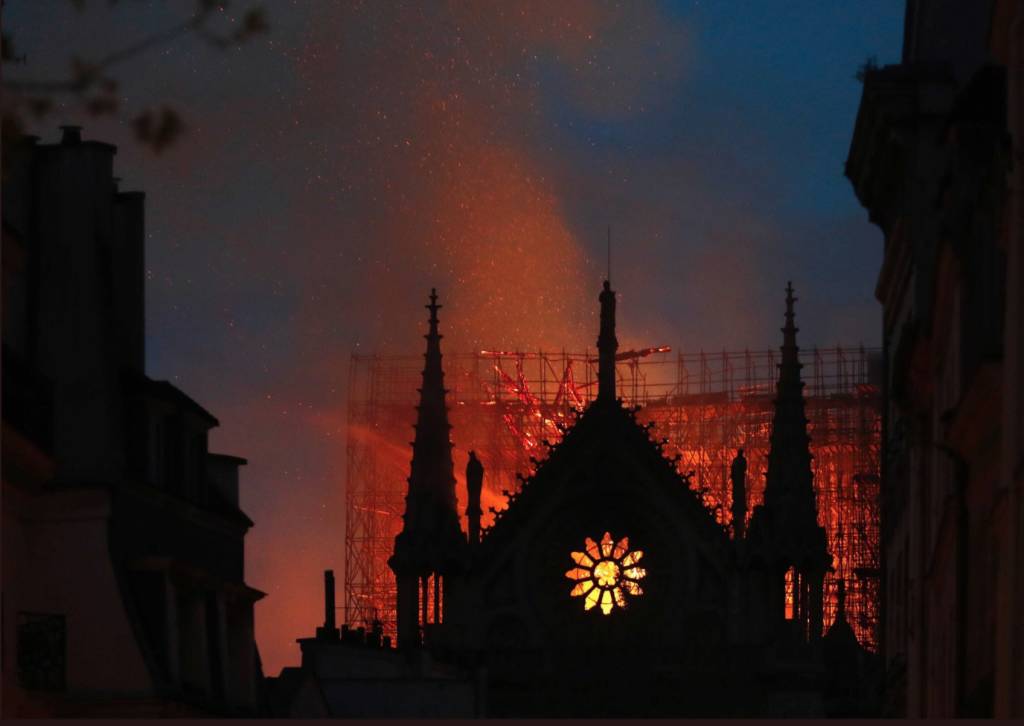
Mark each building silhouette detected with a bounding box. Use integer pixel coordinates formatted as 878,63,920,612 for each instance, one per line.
1,128,264,717
343,339,882,652
846,0,1024,717
273,280,876,717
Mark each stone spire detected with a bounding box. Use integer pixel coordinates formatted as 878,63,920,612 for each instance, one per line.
763,282,817,521
390,290,465,649
403,288,459,522
749,282,830,645
597,280,618,403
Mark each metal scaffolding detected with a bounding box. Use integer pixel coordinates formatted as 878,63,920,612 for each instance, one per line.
345,346,881,649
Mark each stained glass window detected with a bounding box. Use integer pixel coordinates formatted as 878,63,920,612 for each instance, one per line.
565,532,646,615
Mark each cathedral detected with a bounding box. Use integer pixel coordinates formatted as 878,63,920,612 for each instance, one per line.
384,280,877,717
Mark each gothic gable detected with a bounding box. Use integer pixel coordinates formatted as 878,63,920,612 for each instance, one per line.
457,400,733,660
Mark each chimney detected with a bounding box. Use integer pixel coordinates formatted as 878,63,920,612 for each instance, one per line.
315,569,340,641
60,125,83,145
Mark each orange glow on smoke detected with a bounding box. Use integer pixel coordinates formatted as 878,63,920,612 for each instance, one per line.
294,3,644,355
251,0,693,675
414,139,595,353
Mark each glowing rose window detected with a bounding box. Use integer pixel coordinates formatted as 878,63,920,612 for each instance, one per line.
565,532,646,615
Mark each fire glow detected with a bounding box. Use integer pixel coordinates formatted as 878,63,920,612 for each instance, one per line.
346,346,881,650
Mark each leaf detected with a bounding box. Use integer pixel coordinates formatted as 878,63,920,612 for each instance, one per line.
242,7,268,35
70,56,100,92
133,110,154,142
133,106,185,153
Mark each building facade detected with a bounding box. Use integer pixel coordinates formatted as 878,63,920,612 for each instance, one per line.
352,282,872,717
846,0,1024,716
1,127,264,717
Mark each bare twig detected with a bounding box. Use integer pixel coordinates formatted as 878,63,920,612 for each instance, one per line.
1,0,268,153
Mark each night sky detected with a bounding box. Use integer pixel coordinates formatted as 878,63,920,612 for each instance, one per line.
7,0,903,673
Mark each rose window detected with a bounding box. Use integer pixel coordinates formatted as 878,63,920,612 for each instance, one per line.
565,531,646,615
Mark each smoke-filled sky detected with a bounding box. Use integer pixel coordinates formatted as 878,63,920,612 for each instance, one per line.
6,0,903,673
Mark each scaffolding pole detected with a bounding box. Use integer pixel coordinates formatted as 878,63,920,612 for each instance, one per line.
344,346,881,650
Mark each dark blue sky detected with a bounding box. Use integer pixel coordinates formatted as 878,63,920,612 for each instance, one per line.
7,0,904,672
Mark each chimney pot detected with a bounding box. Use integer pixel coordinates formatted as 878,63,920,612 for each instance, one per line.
323,570,337,630
60,125,83,145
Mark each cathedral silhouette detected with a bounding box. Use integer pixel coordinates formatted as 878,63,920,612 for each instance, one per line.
383,280,875,717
